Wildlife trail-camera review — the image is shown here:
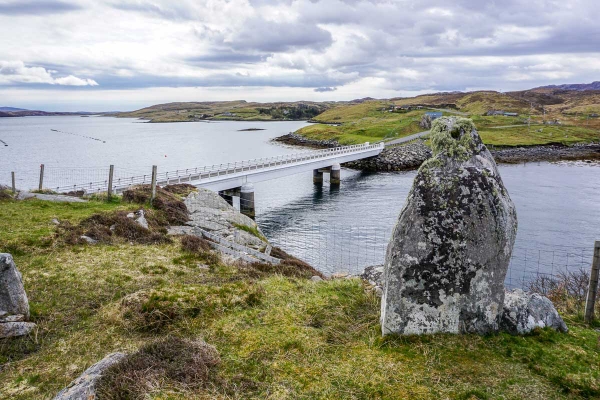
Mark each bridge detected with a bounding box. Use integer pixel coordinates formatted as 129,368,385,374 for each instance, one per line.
53,142,385,217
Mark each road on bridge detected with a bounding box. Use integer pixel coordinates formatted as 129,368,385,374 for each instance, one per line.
384,130,430,146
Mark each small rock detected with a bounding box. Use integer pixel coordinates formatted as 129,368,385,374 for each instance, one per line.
0,321,36,338
310,276,323,282
80,235,98,245
54,352,127,400
51,218,60,225
360,265,384,287
500,289,568,334
126,212,135,218
197,264,209,270
0,314,24,322
134,210,149,230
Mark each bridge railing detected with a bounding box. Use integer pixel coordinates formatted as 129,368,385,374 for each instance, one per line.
50,142,384,193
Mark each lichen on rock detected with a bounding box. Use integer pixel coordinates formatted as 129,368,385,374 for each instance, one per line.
381,117,518,336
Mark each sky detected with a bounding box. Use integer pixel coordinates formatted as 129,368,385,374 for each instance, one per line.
0,0,599,111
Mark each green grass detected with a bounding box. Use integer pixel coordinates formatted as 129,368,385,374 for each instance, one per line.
232,222,267,241
297,105,426,145
479,125,600,147
1,198,599,399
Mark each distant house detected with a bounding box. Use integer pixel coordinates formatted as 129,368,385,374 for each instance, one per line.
590,113,599,118
503,112,518,117
425,111,443,120
486,110,505,116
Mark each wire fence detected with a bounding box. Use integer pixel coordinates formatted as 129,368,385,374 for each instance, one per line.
256,220,596,291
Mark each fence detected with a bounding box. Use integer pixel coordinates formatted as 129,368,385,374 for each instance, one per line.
258,220,597,292
6,142,383,194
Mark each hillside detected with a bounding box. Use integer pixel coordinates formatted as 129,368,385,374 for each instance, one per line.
294,89,600,147
116,100,334,122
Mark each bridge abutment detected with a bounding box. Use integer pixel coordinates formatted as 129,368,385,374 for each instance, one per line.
218,187,241,206
240,183,255,219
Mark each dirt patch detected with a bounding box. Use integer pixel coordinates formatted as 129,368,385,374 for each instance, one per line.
96,337,220,399
123,185,189,225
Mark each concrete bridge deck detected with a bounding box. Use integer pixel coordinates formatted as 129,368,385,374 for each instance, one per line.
55,142,385,195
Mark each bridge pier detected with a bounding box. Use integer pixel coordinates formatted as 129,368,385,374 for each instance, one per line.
330,163,341,185
240,183,255,219
313,169,323,184
218,187,240,206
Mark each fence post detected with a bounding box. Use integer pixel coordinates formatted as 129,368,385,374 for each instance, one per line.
584,241,600,323
11,171,16,193
38,164,45,191
150,165,157,202
107,165,114,200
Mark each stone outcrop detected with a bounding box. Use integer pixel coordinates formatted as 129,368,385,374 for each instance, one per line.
177,188,267,250
0,253,35,338
54,352,126,400
272,132,340,148
420,114,432,130
381,117,518,336
344,141,432,171
500,289,568,334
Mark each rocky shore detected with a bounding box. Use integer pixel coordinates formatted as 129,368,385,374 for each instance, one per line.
273,132,600,171
344,141,432,171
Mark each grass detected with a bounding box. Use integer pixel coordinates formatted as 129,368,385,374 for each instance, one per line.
297,103,426,145
231,222,267,241
479,124,600,147
1,197,600,399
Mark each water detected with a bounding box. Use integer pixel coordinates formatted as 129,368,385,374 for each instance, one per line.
1,116,599,284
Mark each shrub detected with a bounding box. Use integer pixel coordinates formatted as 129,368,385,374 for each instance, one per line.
96,337,220,399
122,185,190,225
181,234,211,253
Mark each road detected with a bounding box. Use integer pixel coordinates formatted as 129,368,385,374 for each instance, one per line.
384,130,430,146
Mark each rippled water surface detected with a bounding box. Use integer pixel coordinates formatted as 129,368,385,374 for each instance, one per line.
2,116,599,282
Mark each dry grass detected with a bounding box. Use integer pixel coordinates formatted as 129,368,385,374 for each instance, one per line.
95,337,220,399
122,185,189,225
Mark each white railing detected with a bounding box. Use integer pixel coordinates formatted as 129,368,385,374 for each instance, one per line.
52,142,384,193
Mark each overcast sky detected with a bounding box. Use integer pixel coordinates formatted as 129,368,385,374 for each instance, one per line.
1,0,598,111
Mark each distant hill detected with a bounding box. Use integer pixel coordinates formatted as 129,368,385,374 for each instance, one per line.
0,106,29,111
535,81,600,91
116,100,337,122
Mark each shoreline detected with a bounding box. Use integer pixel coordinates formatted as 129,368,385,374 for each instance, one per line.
272,133,600,170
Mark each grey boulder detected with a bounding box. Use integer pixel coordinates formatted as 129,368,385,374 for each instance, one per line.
381,117,518,336
500,289,568,334
0,321,36,339
0,253,30,319
54,352,126,400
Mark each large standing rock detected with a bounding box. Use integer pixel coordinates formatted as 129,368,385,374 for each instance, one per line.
500,289,568,334
381,117,517,335
54,352,126,400
0,253,30,319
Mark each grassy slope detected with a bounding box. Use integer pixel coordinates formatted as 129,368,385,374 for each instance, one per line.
116,101,332,123
1,198,600,399
295,93,600,147
297,101,425,145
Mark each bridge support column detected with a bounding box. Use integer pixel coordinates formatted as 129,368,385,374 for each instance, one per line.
313,169,323,184
330,163,341,186
218,187,240,206
240,183,255,219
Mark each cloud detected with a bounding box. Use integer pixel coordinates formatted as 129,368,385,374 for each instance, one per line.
0,0,81,15
0,61,98,86
314,86,337,92
1,0,600,109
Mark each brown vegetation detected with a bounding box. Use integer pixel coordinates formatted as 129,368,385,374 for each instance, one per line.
96,337,220,399
122,185,189,225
